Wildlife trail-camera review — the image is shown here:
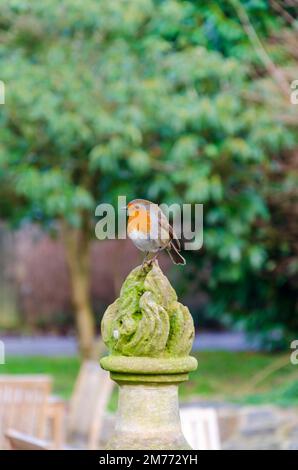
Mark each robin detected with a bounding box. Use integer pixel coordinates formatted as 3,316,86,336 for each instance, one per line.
126,199,186,265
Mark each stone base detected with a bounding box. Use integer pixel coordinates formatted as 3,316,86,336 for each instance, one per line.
106,382,191,450
100,355,197,450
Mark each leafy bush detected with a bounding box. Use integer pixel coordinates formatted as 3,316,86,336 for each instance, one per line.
0,1,297,348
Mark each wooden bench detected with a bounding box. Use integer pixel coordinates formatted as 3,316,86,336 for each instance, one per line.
0,375,52,449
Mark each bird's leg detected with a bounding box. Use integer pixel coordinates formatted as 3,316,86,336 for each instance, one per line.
142,251,150,268
149,251,160,265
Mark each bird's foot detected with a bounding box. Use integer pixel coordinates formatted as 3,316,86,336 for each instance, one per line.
148,254,159,265
141,253,158,270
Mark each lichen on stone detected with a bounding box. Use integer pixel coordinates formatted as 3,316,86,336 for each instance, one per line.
101,262,194,358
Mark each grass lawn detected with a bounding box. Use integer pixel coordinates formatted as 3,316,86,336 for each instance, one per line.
2,352,298,409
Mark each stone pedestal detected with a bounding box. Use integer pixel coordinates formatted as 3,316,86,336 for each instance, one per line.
100,262,198,450
107,382,189,450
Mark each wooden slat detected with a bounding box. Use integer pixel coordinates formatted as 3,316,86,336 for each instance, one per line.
5,429,51,450
0,375,52,449
67,361,114,449
180,407,221,450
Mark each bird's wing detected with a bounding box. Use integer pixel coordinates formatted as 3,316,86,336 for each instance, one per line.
158,209,181,251
168,223,181,251
157,207,181,250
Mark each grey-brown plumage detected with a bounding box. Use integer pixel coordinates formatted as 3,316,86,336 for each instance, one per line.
127,199,186,265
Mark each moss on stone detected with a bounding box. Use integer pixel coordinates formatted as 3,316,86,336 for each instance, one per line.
100,355,198,375
101,262,195,358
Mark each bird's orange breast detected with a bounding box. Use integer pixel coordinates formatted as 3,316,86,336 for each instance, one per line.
127,209,151,235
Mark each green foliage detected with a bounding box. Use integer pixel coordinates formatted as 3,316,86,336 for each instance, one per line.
0,0,297,345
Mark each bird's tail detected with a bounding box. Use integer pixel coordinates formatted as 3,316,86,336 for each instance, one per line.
167,241,186,265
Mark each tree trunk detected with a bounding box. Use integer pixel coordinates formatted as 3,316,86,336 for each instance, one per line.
62,222,96,359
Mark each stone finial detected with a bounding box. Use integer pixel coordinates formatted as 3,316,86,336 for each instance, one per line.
101,262,194,358
100,261,198,450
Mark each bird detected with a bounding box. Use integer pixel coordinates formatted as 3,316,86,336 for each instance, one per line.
126,199,186,265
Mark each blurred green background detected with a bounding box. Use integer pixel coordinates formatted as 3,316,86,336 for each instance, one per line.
0,0,297,407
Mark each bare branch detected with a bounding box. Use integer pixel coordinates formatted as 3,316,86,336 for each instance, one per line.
230,0,290,98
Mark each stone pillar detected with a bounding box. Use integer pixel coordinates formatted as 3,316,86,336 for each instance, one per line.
100,261,197,450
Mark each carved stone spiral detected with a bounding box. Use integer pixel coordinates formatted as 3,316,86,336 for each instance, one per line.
101,262,194,358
